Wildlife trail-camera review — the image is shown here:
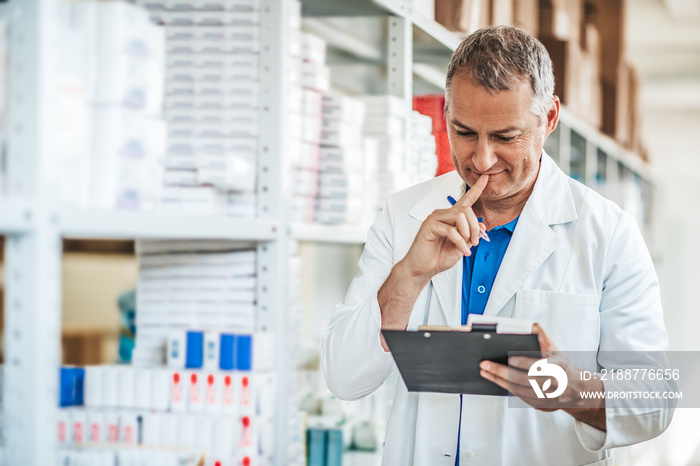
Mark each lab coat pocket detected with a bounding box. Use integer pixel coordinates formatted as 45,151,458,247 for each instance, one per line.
513,289,601,351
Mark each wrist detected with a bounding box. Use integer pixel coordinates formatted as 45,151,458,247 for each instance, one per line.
394,258,432,289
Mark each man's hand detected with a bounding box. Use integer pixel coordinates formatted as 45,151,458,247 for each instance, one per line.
479,323,607,431
400,174,490,282
377,174,489,352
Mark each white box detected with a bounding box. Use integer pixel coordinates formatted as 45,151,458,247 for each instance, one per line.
148,369,170,411
160,413,179,447
117,366,136,408
204,372,222,413
83,365,103,408
177,414,198,449
169,368,189,412
165,25,259,42
220,372,237,415
57,409,71,445
301,62,330,92
288,85,303,114
187,370,205,413
154,10,260,26
164,168,199,186
203,332,220,370
102,366,119,408
167,37,260,54
321,125,364,149
105,410,121,443
92,56,164,116
141,412,162,446
87,410,106,443
322,94,366,123
119,412,139,445
134,367,153,409
195,416,214,455
361,95,406,116
167,330,187,368
301,32,326,64
212,418,238,458
236,373,254,414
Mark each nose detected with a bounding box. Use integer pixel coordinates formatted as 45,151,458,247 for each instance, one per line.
473,137,498,172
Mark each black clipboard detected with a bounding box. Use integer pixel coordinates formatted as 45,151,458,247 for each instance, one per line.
382,324,541,396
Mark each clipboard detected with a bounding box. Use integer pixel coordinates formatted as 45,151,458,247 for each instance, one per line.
382,323,541,396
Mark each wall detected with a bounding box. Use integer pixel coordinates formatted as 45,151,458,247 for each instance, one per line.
62,252,139,363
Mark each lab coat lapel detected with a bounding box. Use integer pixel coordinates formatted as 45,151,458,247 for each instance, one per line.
483,153,578,317
430,262,463,327
408,171,465,327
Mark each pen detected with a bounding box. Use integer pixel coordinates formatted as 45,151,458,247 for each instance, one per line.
447,195,490,242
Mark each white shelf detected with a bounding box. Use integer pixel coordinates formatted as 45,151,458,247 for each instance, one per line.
409,10,460,51
0,200,35,234
289,222,369,244
558,108,653,183
57,209,279,241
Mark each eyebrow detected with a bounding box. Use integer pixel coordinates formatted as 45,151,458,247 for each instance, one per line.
451,119,522,134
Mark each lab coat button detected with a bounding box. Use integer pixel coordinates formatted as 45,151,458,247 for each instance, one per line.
461,450,475,462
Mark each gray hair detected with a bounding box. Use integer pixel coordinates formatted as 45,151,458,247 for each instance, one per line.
444,25,555,122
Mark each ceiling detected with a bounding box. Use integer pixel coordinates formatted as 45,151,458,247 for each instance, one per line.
626,0,700,109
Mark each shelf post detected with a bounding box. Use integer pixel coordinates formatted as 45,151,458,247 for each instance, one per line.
4,0,63,463
388,16,413,174
259,0,292,463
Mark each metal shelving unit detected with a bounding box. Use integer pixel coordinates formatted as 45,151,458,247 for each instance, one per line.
0,1,657,465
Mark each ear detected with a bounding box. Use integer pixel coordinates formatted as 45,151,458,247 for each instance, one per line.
544,96,560,137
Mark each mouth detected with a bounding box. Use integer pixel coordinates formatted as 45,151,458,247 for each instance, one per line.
473,170,504,177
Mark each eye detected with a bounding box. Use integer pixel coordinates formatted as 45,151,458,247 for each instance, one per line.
496,135,516,142
456,131,475,138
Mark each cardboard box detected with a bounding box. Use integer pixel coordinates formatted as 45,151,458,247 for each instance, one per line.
540,37,581,113
584,0,624,84
577,22,602,128
490,0,513,26
577,49,602,129
513,0,539,36
435,0,489,34
539,0,581,43
613,62,640,150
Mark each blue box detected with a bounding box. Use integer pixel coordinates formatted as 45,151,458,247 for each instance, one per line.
185,331,204,369
59,367,85,407
307,429,327,466
326,429,343,466
235,334,253,371
219,333,236,370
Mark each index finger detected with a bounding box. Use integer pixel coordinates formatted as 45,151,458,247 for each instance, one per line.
456,174,489,207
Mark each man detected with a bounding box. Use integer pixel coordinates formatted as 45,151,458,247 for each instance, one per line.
322,26,672,465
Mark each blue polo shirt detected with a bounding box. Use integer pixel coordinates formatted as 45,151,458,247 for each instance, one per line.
456,215,519,466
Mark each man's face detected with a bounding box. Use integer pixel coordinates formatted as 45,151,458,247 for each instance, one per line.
445,73,558,203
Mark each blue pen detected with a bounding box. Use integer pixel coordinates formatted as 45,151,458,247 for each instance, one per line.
447,195,490,242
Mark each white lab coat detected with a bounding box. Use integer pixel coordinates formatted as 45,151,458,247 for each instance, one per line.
321,153,673,465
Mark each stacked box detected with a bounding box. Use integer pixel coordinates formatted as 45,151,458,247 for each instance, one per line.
43,2,167,209
59,360,277,465
435,0,490,34
361,95,412,207
317,94,367,224
408,111,438,184
287,29,328,222
413,94,453,176
86,2,167,211
133,241,257,366
139,0,261,217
